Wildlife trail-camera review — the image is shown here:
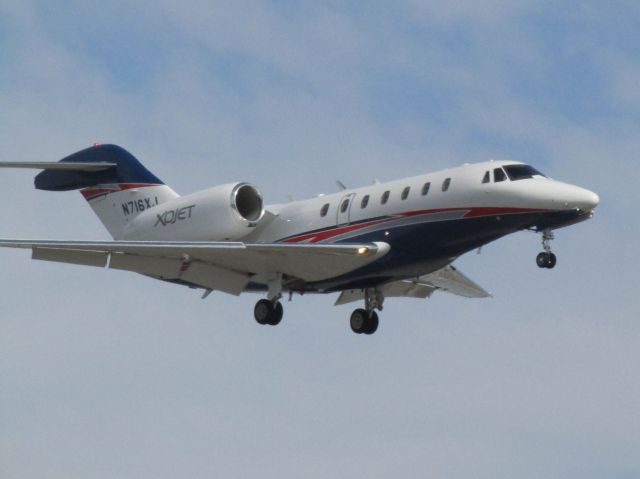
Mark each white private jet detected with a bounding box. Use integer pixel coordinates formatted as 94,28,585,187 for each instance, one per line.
0,144,599,334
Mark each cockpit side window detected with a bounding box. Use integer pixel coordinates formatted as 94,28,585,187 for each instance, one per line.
482,171,490,184
494,168,507,182
504,164,546,181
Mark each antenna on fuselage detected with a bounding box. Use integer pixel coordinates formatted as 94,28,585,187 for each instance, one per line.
336,180,347,191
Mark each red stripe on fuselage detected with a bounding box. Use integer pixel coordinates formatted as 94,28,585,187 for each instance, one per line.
283,217,390,243
463,207,547,218
81,183,161,201
280,206,548,243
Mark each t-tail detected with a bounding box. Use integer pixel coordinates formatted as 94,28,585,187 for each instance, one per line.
0,144,179,239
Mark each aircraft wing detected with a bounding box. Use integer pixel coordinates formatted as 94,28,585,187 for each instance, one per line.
0,239,390,295
334,264,490,305
415,264,491,298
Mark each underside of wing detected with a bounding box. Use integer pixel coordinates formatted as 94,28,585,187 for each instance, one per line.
0,239,390,295
416,265,491,298
334,264,490,305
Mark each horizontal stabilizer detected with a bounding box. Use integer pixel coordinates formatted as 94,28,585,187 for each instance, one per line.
0,161,116,171
1,144,164,191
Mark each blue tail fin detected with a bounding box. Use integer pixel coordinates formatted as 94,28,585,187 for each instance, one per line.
33,144,179,239
35,144,164,191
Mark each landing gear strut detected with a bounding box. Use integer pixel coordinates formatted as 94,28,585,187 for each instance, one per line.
536,228,557,269
350,288,383,335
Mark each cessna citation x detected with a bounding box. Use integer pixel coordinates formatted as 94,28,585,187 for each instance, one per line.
0,144,599,335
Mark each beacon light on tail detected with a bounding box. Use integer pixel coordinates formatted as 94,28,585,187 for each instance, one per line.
0,144,599,335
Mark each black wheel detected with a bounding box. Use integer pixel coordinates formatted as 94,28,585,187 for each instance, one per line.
536,252,549,268
269,301,284,326
254,299,273,325
363,311,379,335
350,308,368,334
547,252,557,269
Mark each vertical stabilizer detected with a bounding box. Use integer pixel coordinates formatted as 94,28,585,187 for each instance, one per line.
34,144,179,239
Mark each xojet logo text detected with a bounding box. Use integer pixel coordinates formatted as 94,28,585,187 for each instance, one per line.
154,205,196,227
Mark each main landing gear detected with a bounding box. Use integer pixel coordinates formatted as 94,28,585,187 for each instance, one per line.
350,288,383,335
254,273,285,326
252,276,384,335
536,228,557,269
254,298,283,326
350,309,379,335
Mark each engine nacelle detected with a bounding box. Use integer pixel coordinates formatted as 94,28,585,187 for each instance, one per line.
123,182,264,241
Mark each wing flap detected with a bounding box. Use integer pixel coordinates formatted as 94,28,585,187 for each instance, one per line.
180,262,249,295
108,252,181,276
32,247,109,267
109,253,249,295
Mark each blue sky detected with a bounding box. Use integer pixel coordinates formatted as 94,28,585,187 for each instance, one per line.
1,2,639,478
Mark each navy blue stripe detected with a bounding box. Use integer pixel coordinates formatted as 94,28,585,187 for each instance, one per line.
35,144,164,191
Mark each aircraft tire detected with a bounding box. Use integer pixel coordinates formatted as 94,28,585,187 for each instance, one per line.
363,311,379,335
254,299,274,325
547,252,557,269
350,308,368,334
536,252,549,268
536,252,557,269
269,301,284,326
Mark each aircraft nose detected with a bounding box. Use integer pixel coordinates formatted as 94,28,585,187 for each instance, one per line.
579,188,600,211
550,183,600,212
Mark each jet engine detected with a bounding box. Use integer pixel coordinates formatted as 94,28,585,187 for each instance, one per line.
123,182,265,241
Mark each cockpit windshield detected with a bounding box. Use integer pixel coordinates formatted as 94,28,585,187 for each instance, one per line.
503,164,546,181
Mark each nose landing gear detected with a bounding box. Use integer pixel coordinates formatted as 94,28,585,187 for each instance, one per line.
536,228,557,269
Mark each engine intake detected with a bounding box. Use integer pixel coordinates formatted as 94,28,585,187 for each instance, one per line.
233,183,263,223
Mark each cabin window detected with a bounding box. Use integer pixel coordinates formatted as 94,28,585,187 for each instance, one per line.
361,194,370,209
401,186,410,200
421,182,431,195
442,178,451,192
381,190,390,204
340,198,350,213
320,203,330,217
494,168,507,182
482,171,490,184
